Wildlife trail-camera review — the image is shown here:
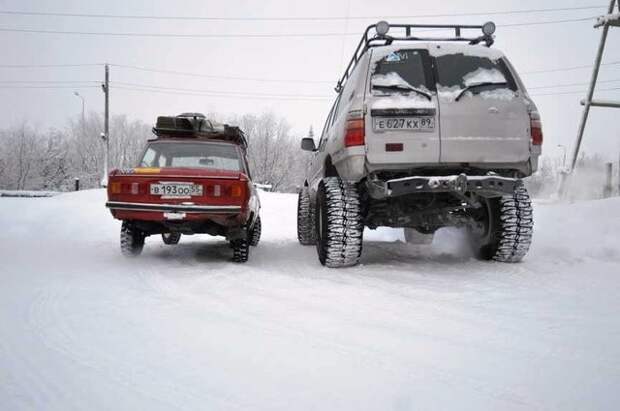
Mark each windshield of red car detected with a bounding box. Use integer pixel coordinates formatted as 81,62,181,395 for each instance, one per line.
139,141,242,172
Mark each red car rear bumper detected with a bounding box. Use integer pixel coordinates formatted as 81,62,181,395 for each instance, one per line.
106,201,241,214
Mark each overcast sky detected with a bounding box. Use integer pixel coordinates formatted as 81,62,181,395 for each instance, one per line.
1,0,619,161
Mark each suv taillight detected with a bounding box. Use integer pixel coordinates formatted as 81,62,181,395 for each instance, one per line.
344,113,365,147
530,111,543,146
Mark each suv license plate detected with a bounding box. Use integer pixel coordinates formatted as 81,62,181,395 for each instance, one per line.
373,117,435,132
150,183,202,198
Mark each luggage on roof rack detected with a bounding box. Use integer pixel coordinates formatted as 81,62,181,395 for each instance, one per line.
152,113,248,149
335,20,497,92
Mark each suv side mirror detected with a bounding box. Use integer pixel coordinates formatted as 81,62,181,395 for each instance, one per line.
301,137,316,152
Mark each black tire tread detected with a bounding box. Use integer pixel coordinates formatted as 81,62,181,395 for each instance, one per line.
492,183,534,262
120,221,145,257
249,216,261,247
231,240,249,263
297,187,316,245
316,177,363,268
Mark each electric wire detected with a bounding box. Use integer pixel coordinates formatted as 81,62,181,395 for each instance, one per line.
0,16,600,39
109,64,333,84
112,81,330,98
0,85,99,89
0,5,608,21
112,86,330,101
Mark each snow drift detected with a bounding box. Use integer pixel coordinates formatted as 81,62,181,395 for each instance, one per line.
1,190,619,410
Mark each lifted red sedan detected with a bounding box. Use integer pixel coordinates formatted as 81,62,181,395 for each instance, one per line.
106,113,261,262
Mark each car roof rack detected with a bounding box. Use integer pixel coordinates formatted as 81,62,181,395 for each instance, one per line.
152,113,248,149
335,21,496,92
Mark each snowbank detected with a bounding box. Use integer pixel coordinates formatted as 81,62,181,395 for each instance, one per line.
0,189,60,198
1,190,619,410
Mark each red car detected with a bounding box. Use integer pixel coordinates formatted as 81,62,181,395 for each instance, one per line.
106,113,261,262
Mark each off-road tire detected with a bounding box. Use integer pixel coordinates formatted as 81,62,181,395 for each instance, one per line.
120,221,145,257
315,177,363,268
297,187,316,245
231,239,250,263
473,183,533,262
249,216,261,247
162,232,181,245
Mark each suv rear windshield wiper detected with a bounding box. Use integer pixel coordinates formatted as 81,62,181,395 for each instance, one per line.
372,84,432,101
455,82,508,101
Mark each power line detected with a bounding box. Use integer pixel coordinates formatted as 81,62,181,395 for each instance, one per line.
0,27,347,38
4,76,620,91
531,86,620,96
501,16,595,26
113,86,330,101
3,59,619,76
0,80,99,84
118,82,620,99
112,81,331,98
0,63,102,68
0,17,598,39
110,64,333,84
2,58,619,88
0,85,99,89
0,79,617,99
0,5,608,21
112,60,620,85
528,78,620,89
522,60,620,75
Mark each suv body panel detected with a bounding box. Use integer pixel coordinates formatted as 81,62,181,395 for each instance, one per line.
305,42,540,188
430,44,531,164
308,52,371,191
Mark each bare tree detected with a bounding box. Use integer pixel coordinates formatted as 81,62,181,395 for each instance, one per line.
0,110,310,193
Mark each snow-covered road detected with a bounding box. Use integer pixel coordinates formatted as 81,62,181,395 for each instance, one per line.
1,190,619,410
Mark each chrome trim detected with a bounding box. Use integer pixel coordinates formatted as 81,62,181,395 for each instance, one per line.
113,175,239,179
106,201,241,213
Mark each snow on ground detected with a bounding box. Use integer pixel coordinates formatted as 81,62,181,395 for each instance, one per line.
1,189,619,410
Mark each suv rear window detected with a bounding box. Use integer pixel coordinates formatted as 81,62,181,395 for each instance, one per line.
435,54,516,91
371,49,429,92
140,142,242,171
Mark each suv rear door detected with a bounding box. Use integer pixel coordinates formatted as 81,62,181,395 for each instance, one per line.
432,45,530,164
365,47,441,165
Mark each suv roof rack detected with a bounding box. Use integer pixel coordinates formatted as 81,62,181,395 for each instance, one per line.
152,113,248,149
335,21,497,92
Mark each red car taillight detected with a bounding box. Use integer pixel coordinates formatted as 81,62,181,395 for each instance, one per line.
344,113,365,147
205,182,245,199
109,182,142,195
530,111,543,146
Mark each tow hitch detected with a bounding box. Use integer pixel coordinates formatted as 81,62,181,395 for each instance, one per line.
367,173,518,199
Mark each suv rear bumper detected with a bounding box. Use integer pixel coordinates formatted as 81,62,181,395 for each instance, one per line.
367,174,518,199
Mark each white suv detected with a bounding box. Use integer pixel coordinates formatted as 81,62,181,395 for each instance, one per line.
297,22,542,267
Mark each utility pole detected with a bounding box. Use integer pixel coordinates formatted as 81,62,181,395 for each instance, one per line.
101,64,110,187
569,0,619,172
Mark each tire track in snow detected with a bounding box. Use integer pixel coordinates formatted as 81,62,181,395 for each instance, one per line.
132,239,545,408
25,273,251,410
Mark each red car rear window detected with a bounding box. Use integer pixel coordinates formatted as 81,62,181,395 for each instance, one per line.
140,142,242,172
